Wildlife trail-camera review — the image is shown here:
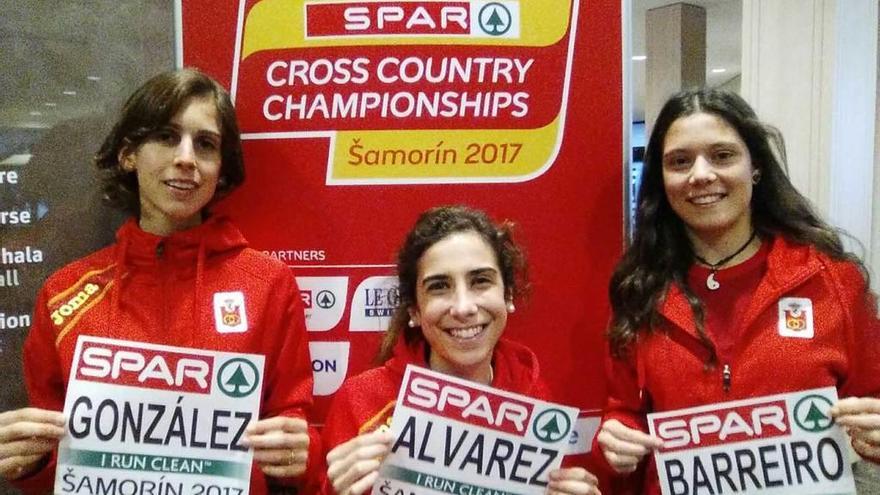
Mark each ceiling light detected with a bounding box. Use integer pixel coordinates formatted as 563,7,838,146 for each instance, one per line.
632,55,647,61
87,75,101,81
711,68,727,73
63,90,77,96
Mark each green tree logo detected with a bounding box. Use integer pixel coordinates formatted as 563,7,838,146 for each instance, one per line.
533,409,571,443
218,358,260,398
793,394,834,432
316,290,336,309
478,3,513,36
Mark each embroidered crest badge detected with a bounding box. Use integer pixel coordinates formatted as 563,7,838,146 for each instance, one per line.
777,297,814,338
213,291,248,333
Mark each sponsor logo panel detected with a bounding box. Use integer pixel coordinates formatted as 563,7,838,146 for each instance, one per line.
349,276,398,331
304,1,520,39
296,276,349,331
309,341,351,396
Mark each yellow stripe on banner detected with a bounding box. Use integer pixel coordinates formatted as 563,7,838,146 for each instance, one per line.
242,0,572,59
47,264,116,307
55,279,115,347
331,116,560,181
358,400,397,435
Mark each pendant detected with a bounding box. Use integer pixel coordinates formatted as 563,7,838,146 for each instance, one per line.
706,272,720,291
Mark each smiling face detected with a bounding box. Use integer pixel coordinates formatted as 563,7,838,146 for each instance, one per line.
409,231,509,383
662,112,755,244
119,95,222,236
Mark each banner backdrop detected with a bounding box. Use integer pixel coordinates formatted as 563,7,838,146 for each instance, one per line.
180,0,622,428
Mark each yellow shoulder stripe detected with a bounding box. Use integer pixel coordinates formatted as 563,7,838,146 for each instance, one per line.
358,400,397,435
47,263,117,307
54,279,115,347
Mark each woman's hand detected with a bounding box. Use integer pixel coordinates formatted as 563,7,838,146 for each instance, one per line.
241,416,310,478
546,467,601,495
831,397,880,460
0,408,65,480
596,419,663,474
325,430,394,495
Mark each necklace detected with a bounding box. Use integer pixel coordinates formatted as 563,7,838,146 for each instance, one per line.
693,231,757,291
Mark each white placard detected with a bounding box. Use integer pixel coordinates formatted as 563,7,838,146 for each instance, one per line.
56,336,265,495
376,365,578,495
648,387,855,495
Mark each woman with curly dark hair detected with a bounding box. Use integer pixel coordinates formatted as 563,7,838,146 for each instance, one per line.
0,69,318,494
321,205,601,495
593,88,880,494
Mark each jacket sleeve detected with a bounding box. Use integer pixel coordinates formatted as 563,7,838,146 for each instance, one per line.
835,262,880,463
318,384,361,495
836,262,880,399
12,287,65,493
258,269,322,490
591,342,650,475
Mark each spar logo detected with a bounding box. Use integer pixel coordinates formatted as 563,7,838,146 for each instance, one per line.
532,408,571,443
301,290,313,309
297,276,350,332
654,400,791,453
76,341,213,394
300,289,336,309
793,394,834,433
478,2,512,36
217,358,261,398
304,1,520,39
403,368,533,435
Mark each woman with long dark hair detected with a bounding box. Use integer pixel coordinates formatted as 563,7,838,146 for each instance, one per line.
594,88,880,493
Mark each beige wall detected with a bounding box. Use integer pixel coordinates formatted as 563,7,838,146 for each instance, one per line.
742,0,878,292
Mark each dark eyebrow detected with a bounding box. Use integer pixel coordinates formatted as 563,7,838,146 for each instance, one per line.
421,274,449,287
710,142,740,150
470,267,499,277
662,149,688,158
164,121,221,139
198,129,222,139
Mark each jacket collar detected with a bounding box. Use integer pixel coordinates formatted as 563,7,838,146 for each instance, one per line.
658,235,824,339
384,336,542,396
115,214,248,269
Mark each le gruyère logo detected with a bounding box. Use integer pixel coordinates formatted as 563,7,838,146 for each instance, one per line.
777,297,814,338
213,291,248,333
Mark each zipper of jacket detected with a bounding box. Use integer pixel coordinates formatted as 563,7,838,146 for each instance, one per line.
721,268,824,393
722,363,731,392
721,264,823,395
157,240,167,335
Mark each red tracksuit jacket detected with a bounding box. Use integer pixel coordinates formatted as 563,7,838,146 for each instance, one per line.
593,236,880,495
17,216,319,494
319,337,552,494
